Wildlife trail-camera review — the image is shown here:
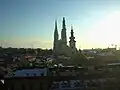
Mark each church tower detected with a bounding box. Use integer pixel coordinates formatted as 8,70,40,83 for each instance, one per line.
61,17,67,45
69,26,76,54
53,20,59,51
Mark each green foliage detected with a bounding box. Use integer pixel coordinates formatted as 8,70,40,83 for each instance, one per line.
87,55,120,66
70,53,88,66
54,53,88,66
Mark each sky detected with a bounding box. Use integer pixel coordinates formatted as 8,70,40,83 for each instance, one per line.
0,0,120,49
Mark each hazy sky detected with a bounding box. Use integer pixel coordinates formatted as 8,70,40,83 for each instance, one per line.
0,0,120,49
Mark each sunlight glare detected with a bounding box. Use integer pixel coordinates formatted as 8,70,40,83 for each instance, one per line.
88,11,120,46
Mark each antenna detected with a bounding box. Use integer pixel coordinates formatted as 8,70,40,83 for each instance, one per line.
115,44,117,49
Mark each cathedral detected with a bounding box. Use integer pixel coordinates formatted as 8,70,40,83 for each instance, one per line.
53,17,78,57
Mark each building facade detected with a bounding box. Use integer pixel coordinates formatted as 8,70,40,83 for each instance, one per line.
53,17,78,57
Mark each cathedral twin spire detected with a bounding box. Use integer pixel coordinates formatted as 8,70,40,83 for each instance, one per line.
54,17,67,45
54,17,76,50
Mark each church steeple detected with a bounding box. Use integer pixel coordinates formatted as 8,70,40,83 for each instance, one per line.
61,17,67,45
53,20,59,50
54,20,58,40
55,20,58,31
62,17,66,29
71,25,74,37
69,25,76,49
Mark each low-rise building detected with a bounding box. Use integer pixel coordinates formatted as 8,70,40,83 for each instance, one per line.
5,68,48,77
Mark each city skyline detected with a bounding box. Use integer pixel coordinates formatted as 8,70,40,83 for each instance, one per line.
0,0,120,49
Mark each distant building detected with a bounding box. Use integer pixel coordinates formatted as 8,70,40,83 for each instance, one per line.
5,68,48,77
97,52,114,56
82,49,98,55
53,17,78,57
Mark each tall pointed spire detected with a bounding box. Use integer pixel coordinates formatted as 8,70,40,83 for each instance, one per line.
55,19,57,30
62,17,66,29
54,19,59,40
53,19,59,56
70,25,75,40
53,20,59,50
71,25,73,30
61,17,67,45
71,25,74,37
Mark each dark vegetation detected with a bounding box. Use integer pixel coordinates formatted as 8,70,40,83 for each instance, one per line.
0,47,120,68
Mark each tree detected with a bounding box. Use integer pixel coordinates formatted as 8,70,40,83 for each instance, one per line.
55,53,88,66
87,55,120,66
70,53,88,66
19,57,29,68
